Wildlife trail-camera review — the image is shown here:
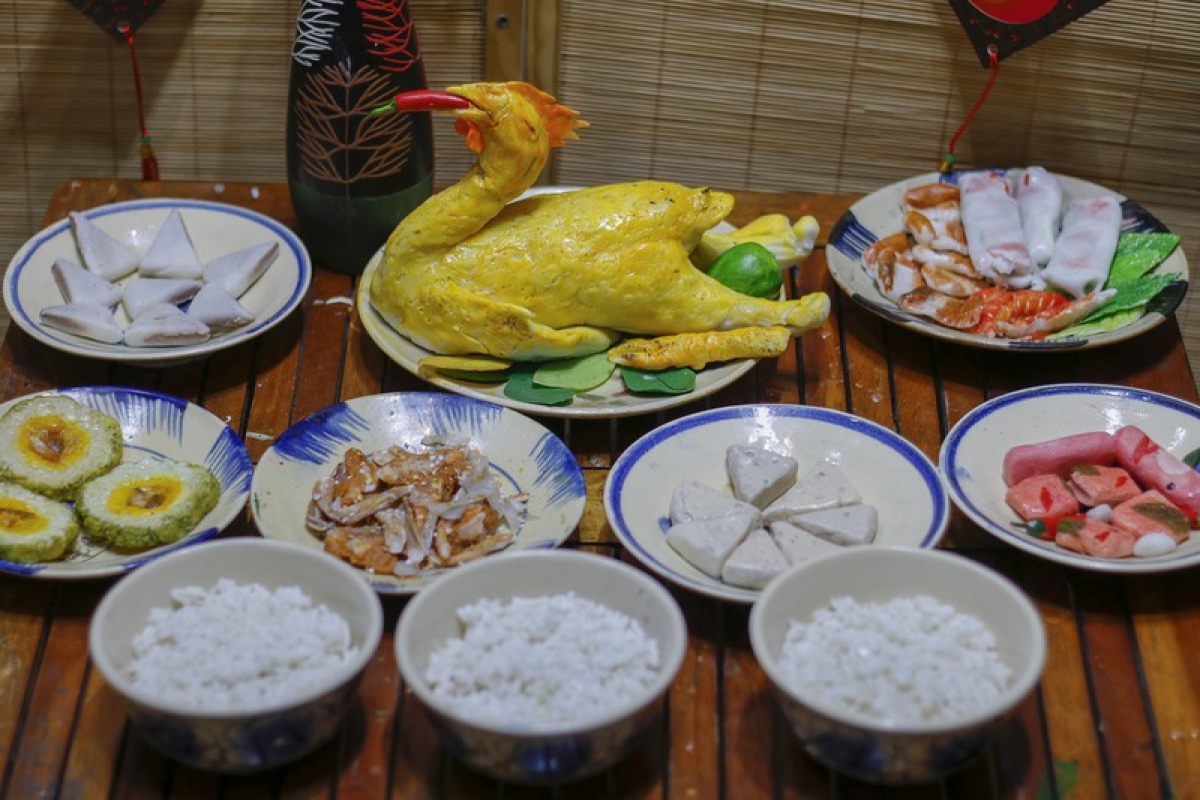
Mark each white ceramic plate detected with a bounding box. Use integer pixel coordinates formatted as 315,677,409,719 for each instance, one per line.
0,386,253,579
3,199,312,365
941,383,1200,574
604,404,950,603
827,170,1188,351
356,186,759,419
250,392,587,594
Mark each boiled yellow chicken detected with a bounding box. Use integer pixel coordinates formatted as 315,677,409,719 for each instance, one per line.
369,81,829,365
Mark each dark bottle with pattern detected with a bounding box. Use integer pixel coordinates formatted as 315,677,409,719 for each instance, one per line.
286,0,434,274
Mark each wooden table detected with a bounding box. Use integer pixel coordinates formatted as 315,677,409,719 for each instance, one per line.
2,178,1198,799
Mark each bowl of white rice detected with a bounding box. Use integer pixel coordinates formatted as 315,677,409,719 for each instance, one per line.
88,538,383,773
394,549,687,784
749,546,1045,785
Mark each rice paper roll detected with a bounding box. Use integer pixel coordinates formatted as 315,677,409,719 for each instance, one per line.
1040,195,1122,297
959,172,1037,289
1014,166,1062,266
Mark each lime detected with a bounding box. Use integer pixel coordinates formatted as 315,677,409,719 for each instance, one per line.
706,242,783,298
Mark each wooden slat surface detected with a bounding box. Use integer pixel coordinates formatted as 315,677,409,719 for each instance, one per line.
1,179,1199,799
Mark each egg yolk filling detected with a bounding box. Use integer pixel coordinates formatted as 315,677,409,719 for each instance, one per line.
107,476,183,516
0,498,49,535
19,416,90,471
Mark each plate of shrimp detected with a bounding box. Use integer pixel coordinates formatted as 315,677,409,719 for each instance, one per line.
826,170,1188,350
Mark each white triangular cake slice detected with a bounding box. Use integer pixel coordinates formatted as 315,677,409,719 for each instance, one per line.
202,241,278,298
121,277,203,320
669,479,761,526
124,303,210,347
665,508,760,578
789,504,879,547
70,212,141,281
39,303,124,344
768,520,843,565
763,461,862,521
721,527,790,589
138,209,204,279
186,283,254,329
50,257,122,307
726,445,798,508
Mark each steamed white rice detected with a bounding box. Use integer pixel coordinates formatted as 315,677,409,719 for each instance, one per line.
779,594,1012,725
126,578,357,709
424,592,660,727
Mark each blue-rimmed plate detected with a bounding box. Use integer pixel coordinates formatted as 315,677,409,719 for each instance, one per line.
249,392,587,594
0,386,253,579
827,171,1188,351
941,383,1200,574
604,405,950,603
3,198,312,365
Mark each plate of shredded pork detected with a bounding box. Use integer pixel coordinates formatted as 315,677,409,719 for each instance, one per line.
827,169,1188,351
3,199,312,365
250,392,587,594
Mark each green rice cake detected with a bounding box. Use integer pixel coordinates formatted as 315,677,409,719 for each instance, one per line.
77,459,220,549
0,395,123,500
0,480,80,563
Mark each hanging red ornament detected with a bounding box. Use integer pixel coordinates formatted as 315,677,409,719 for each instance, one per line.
69,0,166,180
67,0,166,43
946,0,1114,65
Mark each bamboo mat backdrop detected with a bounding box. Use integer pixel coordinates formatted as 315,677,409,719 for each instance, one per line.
1,0,1196,387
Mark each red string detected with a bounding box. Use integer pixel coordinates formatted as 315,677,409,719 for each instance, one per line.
120,24,160,180
940,44,1001,173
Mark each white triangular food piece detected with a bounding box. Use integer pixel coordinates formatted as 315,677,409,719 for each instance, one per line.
186,283,254,329
790,504,879,547
134,302,191,321
138,209,204,279
721,528,790,589
124,311,210,347
203,241,278,298
763,461,863,521
39,303,124,344
768,520,844,565
70,211,141,281
665,508,759,578
50,257,121,307
122,277,203,320
669,479,761,526
726,445,798,508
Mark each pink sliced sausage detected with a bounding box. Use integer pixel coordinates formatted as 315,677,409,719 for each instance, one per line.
1110,489,1191,543
1002,431,1118,487
1114,425,1200,514
1005,474,1081,521
1055,516,1136,559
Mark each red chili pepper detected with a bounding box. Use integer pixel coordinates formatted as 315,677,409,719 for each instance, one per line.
372,89,473,116
1131,434,1159,463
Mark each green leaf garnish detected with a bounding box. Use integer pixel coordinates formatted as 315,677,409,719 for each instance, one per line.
533,352,616,392
619,365,697,395
1108,232,1181,284
1080,273,1178,324
504,367,575,406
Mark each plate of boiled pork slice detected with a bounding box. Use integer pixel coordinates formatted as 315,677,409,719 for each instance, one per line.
941,383,1200,574
3,199,312,365
827,169,1188,350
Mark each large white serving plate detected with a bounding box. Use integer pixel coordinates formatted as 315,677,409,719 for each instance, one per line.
604,404,950,604
250,392,587,595
0,386,253,580
356,186,760,419
941,383,1200,573
4,198,312,365
827,170,1188,351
